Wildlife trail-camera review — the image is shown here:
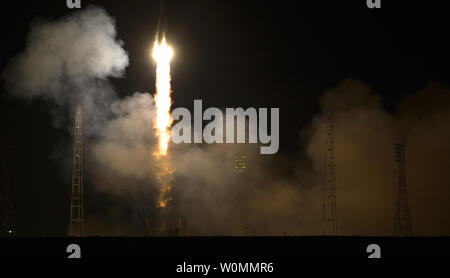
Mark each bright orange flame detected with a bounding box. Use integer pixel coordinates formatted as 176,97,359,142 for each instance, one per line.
152,36,174,209
155,159,174,209
152,37,173,156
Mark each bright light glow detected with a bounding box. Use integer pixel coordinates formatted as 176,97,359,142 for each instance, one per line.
152,36,174,209
152,37,173,156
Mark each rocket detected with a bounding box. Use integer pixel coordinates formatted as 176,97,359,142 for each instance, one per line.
156,0,168,42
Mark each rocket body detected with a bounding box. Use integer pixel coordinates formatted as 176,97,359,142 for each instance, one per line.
157,0,167,42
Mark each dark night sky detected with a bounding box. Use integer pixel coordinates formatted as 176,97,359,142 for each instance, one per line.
0,0,449,236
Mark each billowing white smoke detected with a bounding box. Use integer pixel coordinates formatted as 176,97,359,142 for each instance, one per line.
1,7,162,235
93,93,157,185
2,7,131,140
3,7,128,101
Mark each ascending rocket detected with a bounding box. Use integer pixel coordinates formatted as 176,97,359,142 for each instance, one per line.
156,0,167,43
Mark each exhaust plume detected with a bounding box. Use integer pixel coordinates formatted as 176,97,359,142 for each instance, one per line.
151,36,175,210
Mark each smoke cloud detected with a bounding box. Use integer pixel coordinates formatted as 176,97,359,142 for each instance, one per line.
306,79,450,235
3,7,128,101
2,7,129,138
3,7,450,236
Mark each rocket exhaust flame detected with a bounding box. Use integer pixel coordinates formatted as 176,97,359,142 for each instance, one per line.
152,36,174,209
153,37,173,156
155,159,174,209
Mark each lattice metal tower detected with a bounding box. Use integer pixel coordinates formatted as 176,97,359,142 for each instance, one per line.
323,113,337,235
394,143,412,236
69,104,84,236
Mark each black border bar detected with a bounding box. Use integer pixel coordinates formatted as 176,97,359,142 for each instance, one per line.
1,236,449,259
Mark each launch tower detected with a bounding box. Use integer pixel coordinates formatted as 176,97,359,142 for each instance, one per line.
394,143,412,236
68,104,84,236
322,113,337,235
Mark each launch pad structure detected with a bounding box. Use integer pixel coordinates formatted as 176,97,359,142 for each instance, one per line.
322,113,337,235
394,143,413,236
62,106,415,237
68,104,84,237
